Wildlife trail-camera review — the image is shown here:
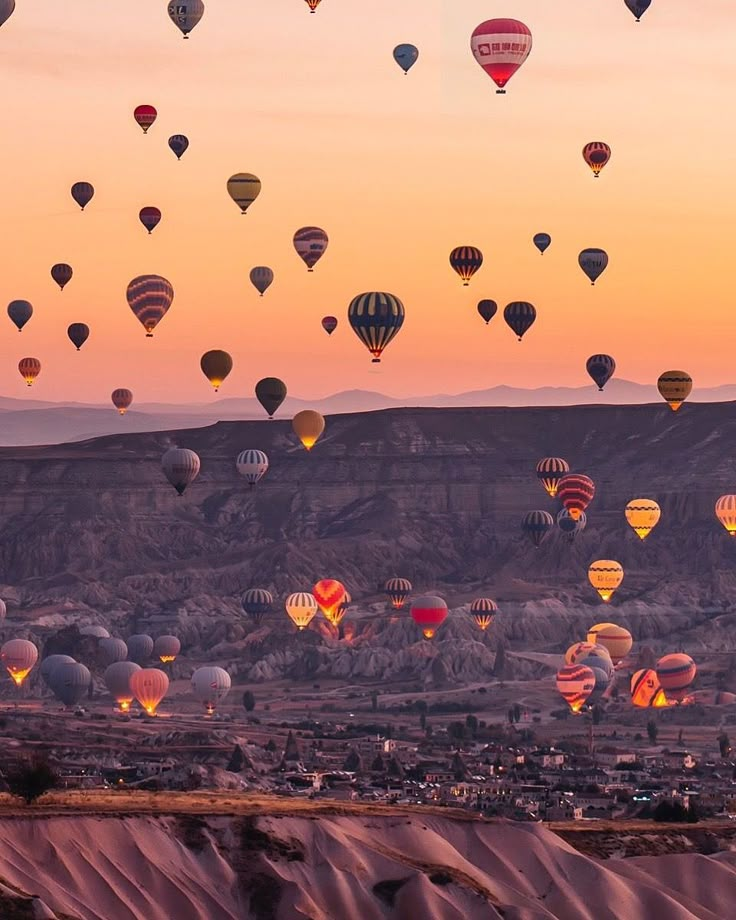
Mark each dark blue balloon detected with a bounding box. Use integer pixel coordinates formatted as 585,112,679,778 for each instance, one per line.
393,43,419,74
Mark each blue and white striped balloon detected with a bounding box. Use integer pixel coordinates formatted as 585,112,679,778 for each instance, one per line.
236,449,269,487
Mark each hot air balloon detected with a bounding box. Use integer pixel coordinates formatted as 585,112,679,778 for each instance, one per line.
294,227,328,271
130,668,169,715
236,449,269,488
347,291,405,363
715,495,736,536
631,669,668,708
40,654,76,687
126,275,174,337
533,233,551,255
588,560,624,602
470,19,532,93
250,267,274,296
154,635,180,664
450,247,483,285
1,639,38,687
134,104,157,134
80,625,110,640
470,598,497,632
579,249,608,285
167,1,205,38
71,182,94,210
127,634,154,665
99,637,128,666
577,645,614,677
18,358,41,387
305,0,322,11
255,378,287,419
657,370,692,411
322,316,338,335
557,508,587,539
139,206,162,234
49,661,91,707
227,173,261,214
656,653,696,703
200,350,233,391
625,0,652,22
586,354,616,391
67,323,90,351
393,43,419,74
112,389,133,415
565,641,598,666
191,666,231,714
477,300,497,325
0,1,15,29
285,592,318,630
522,510,555,548
625,499,661,540
385,577,412,610
0,599,6,622
536,457,570,498
557,473,595,521
582,142,612,177
587,622,633,664
313,579,347,626
333,591,351,628
292,410,325,451
162,447,201,495
168,134,189,160
7,300,32,332
556,664,595,714
104,661,141,711
411,595,448,640
504,302,536,341
242,588,273,625
51,263,73,291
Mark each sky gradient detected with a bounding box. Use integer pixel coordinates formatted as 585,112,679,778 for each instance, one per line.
0,1,731,402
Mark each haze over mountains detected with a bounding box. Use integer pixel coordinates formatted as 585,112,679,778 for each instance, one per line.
3,379,736,446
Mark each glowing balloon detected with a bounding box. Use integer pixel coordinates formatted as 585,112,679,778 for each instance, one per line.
18,357,41,387
385,577,412,610
313,579,347,626
1,639,38,687
536,457,569,498
292,410,325,451
227,173,261,214
410,595,448,640
470,598,497,632
565,641,597,666
631,669,667,708
200,350,233,391
715,495,736,536
657,370,692,411
583,142,611,177
104,661,141,712
154,635,180,664
556,664,595,714
656,653,696,703
588,560,624,603
625,499,661,540
471,19,532,93
285,592,318,630
130,668,169,715
587,622,633,664
112,388,133,415
304,0,322,11
557,474,595,521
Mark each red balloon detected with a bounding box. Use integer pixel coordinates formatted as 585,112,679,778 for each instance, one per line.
471,19,533,94
134,105,157,134
410,595,448,640
313,579,346,626
322,316,338,335
139,207,162,234
557,474,596,521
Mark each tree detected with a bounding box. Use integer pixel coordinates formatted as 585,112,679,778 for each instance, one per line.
465,714,478,738
371,754,385,773
419,711,427,731
448,721,466,743
343,749,362,772
243,691,256,712
4,757,59,805
719,732,731,759
493,642,507,678
371,691,378,712
507,708,515,726
512,703,522,723
677,728,684,744
647,719,658,744
265,739,277,753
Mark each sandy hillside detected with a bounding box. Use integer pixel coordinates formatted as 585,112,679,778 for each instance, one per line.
0,814,735,919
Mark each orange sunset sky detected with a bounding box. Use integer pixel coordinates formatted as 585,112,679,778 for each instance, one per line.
0,1,731,403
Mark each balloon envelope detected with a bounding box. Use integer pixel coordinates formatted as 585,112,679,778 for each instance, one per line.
586,354,615,391
127,634,154,665
71,182,94,210
470,597,497,631
236,449,269,487
227,173,261,213
471,19,532,92
154,635,180,663
477,300,497,324
126,275,174,337
292,410,325,450
134,104,157,134
450,246,483,285
40,654,75,687
521,510,554,547
104,661,141,710
285,592,318,630
322,316,338,335
657,370,692,411
191,666,231,713
556,664,595,713
168,135,189,159
99,637,128,666
410,595,448,640
583,142,611,176
625,499,661,540
18,357,41,387
168,0,205,37
8,300,32,332
200,350,233,391
579,248,609,285
504,302,536,341
67,323,90,351
347,292,405,363
716,495,736,536
162,448,201,495
588,560,624,602
1,639,38,686
557,474,595,520
130,668,170,714
533,233,551,254
294,227,328,271
313,579,347,626
536,457,569,498
112,388,133,415
49,661,91,707
250,267,274,296
393,43,419,73
139,207,162,234
625,0,652,21
587,622,633,664
255,378,287,418
385,577,412,610
656,653,696,702
51,263,73,291
0,1,15,29
242,588,273,624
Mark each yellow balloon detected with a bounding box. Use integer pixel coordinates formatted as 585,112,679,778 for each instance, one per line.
588,560,624,603
227,173,261,214
715,495,736,536
625,498,661,540
292,410,325,451
564,641,597,665
587,622,633,664
657,370,692,412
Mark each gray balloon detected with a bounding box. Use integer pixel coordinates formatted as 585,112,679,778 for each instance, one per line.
104,661,141,709
99,637,128,666
40,654,76,687
49,661,91,707
127,634,154,665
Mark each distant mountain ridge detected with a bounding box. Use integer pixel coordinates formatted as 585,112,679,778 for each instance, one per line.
0,379,734,446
